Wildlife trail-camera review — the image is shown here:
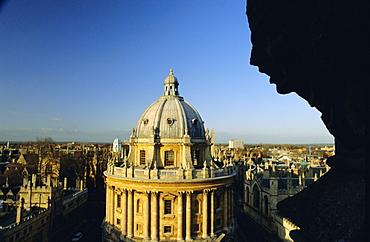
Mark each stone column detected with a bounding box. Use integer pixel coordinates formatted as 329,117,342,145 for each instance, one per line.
121,189,127,236
185,191,193,241
144,191,150,240
127,189,134,238
202,190,209,238
108,186,114,224
105,185,110,224
230,186,234,224
151,192,159,241
223,187,228,230
210,189,216,237
177,191,184,240
114,189,118,226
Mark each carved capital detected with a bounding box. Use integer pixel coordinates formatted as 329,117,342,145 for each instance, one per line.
204,189,211,194
115,188,123,195
151,191,159,195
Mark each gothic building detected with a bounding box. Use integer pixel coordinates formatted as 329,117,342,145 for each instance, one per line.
103,70,236,241
243,161,328,241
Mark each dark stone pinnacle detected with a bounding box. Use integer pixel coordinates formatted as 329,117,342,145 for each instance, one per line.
246,0,366,241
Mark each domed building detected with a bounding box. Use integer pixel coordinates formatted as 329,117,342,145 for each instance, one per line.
113,137,122,153
103,70,235,241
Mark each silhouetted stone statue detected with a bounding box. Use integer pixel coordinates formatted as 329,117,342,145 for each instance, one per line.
246,0,365,241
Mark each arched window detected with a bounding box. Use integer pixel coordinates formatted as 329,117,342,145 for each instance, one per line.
164,151,174,166
216,195,221,209
195,199,202,214
253,185,260,210
140,150,146,165
137,199,143,214
245,187,250,204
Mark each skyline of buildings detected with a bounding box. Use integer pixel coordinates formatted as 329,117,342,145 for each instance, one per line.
0,1,334,144
0,0,364,241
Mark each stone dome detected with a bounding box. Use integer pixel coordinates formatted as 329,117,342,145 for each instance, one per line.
113,137,121,144
163,68,179,85
136,69,205,139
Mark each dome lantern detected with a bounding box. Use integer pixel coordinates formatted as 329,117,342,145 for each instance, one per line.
163,68,179,96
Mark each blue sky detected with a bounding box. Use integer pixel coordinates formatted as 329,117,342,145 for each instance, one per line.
0,1,333,144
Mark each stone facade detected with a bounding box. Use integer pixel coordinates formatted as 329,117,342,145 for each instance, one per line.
103,70,236,241
243,162,328,241
0,174,88,242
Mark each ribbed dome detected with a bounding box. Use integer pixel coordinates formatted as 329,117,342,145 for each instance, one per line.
136,70,205,139
164,68,179,85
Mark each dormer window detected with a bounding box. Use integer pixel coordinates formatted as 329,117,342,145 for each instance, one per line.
192,118,198,125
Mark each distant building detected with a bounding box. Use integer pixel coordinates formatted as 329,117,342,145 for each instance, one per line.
228,140,244,149
243,160,328,241
103,70,236,241
0,174,88,242
0,144,88,242
113,137,122,153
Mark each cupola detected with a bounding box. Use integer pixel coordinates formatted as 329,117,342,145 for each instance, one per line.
163,69,179,96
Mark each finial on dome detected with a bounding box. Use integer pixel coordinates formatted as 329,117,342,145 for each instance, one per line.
170,68,173,75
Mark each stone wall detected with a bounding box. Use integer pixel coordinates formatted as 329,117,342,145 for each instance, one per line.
246,0,365,241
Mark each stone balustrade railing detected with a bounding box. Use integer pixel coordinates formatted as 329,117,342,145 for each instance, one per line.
108,165,233,180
